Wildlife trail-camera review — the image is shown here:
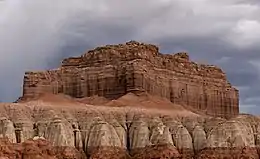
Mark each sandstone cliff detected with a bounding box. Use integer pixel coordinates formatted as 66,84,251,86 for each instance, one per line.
21,41,239,118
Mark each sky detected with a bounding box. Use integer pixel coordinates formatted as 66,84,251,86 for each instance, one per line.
0,0,260,114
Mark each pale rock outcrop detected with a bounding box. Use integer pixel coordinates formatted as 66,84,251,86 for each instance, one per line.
45,116,74,147
0,117,16,143
149,117,173,145
174,124,194,157
206,119,255,148
129,116,150,149
13,118,34,143
192,125,207,152
0,101,260,158
87,120,122,147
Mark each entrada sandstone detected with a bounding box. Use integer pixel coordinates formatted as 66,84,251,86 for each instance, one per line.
21,41,239,119
1,41,254,159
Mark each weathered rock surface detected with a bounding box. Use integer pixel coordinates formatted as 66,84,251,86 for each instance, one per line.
0,137,86,159
0,97,258,159
21,41,239,118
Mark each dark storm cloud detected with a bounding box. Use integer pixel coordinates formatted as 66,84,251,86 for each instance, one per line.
0,0,260,114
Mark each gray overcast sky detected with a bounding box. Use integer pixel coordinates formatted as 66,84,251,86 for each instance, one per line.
0,0,260,114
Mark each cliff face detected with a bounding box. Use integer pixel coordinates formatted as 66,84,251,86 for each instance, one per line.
22,41,239,118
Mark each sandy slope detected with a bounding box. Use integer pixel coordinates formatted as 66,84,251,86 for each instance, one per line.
15,92,200,117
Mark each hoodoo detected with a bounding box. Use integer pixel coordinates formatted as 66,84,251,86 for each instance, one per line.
21,41,239,118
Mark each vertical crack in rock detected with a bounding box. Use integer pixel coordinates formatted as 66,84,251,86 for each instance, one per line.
15,128,21,143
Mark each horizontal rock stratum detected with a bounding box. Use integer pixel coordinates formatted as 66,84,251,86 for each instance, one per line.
21,41,239,119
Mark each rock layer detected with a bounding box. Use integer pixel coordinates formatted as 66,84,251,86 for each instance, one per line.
0,100,257,159
0,137,87,159
21,41,239,118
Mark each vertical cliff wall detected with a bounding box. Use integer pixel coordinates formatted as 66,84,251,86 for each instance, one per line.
21,41,239,118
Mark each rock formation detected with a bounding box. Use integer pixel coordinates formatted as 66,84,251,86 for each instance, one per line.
0,137,86,159
0,41,247,158
0,98,258,159
21,41,239,118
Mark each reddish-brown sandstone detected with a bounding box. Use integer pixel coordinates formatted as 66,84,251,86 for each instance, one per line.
0,138,86,159
21,41,239,118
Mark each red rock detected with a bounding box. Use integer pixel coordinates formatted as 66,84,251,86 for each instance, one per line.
131,145,181,159
20,41,239,118
0,138,87,159
89,147,130,159
196,147,259,159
